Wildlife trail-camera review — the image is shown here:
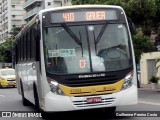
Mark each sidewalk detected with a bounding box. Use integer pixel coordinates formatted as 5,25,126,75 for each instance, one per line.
138,84,160,104
138,84,160,92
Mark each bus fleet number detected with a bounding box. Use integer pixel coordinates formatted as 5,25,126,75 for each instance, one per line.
63,13,74,22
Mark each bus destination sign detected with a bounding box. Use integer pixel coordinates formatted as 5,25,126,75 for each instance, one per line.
50,10,118,23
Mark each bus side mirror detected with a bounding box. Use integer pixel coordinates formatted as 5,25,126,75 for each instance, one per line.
127,18,137,35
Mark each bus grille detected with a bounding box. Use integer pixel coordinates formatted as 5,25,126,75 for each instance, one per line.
65,76,120,87
72,97,115,108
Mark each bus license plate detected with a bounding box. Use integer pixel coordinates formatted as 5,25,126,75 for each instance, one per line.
87,97,102,104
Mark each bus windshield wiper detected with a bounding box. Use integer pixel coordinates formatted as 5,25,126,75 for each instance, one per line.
61,23,82,45
95,22,108,44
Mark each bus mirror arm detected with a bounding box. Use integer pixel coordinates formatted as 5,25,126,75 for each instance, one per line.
127,17,137,35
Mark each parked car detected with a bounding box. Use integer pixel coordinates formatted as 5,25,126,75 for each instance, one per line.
0,68,16,88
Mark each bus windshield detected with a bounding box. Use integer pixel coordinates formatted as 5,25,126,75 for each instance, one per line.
43,23,132,74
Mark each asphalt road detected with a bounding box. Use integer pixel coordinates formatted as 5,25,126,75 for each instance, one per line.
0,88,160,120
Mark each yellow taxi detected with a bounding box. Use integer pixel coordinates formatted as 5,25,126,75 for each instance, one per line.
0,68,16,88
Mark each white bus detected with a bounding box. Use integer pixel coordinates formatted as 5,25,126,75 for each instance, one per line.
14,5,137,116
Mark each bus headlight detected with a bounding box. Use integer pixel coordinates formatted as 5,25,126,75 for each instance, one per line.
47,78,64,95
123,71,133,89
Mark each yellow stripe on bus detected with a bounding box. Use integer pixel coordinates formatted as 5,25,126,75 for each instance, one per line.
60,80,124,97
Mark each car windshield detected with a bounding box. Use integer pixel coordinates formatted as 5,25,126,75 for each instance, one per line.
1,69,15,76
43,23,132,74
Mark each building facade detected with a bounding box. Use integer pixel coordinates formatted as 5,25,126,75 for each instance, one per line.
23,0,72,22
0,0,26,44
140,52,160,84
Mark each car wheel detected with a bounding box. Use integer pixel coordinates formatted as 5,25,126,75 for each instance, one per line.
0,83,3,88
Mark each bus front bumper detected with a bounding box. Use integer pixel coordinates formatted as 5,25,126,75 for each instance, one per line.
44,85,137,112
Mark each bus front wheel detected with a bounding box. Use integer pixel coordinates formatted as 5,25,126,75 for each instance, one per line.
33,84,48,119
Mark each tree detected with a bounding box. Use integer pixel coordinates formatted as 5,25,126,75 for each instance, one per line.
0,27,22,63
71,0,123,5
0,39,12,62
126,0,157,36
10,27,22,37
153,0,160,32
133,31,156,63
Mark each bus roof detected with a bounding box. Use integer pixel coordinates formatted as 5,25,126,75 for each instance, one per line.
15,5,123,39
40,5,123,13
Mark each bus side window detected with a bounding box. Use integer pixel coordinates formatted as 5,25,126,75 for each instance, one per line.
35,24,41,41
27,30,31,60
31,27,36,60
26,32,28,60
35,24,40,61
18,38,20,62
24,33,27,60
20,38,23,61
22,34,25,61
15,43,18,63
17,39,19,62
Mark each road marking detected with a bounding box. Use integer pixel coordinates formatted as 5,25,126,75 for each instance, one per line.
0,95,5,97
139,101,160,106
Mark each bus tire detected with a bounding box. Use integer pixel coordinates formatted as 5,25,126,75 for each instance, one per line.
20,81,30,106
41,111,48,119
33,84,50,119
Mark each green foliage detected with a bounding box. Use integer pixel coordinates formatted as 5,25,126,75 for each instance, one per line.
0,38,12,62
0,27,22,62
149,76,159,83
133,30,156,63
10,27,22,37
126,0,157,34
71,0,160,30
71,0,124,5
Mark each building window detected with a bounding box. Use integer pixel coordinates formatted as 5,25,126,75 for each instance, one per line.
12,15,15,18
48,2,51,6
12,5,15,8
65,0,68,3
